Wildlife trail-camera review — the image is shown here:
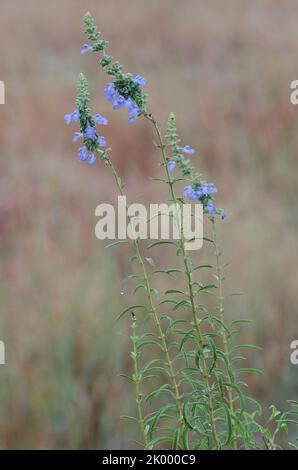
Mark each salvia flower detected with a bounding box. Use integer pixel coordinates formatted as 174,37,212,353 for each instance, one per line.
205,183,218,195
183,182,217,201
104,81,142,124
167,113,224,219
180,145,196,155
168,160,177,172
133,75,147,87
77,146,88,161
64,110,79,125
83,15,148,124
126,98,141,124
183,185,199,201
197,182,218,197
68,73,109,166
93,113,108,125
205,200,217,215
87,153,97,165
77,146,97,165
72,132,82,144
183,182,224,218
104,82,124,109
80,43,93,55
84,124,97,139
97,136,106,147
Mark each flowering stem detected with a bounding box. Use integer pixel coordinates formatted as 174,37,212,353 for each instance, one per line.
131,314,150,449
133,241,184,429
105,157,185,447
145,114,220,449
211,218,238,449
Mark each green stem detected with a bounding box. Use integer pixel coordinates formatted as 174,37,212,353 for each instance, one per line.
131,315,150,449
146,114,220,449
106,157,184,446
211,218,238,449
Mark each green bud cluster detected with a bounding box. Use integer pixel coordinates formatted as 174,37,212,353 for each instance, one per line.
76,73,91,130
84,12,108,51
83,12,148,115
166,113,200,179
76,73,110,158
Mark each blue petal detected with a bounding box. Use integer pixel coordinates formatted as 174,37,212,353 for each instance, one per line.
72,132,82,144
77,146,88,161
64,114,72,125
84,125,96,139
87,153,97,165
93,113,108,125
181,145,196,155
134,75,147,87
168,160,176,172
64,110,79,125
206,201,217,215
97,136,106,147
80,44,93,56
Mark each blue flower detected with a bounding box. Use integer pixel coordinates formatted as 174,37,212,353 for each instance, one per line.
134,75,147,87
126,98,141,124
183,185,199,201
84,125,96,139
93,113,108,125
168,160,176,172
78,146,88,161
180,145,195,155
77,147,97,165
195,187,206,198
205,200,217,215
197,182,218,197
72,132,82,144
104,83,123,108
220,210,225,220
87,153,97,165
64,110,79,125
205,183,218,196
183,180,223,218
80,44,93,56
104,82,141,124
97,136,106,147
113,98,126,110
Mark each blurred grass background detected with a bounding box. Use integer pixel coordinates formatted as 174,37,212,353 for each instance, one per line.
0,0,298,449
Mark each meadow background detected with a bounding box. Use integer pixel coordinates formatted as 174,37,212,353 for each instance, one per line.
0,0,298,449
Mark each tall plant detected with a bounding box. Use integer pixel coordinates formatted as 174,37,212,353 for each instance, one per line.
64,12,298,450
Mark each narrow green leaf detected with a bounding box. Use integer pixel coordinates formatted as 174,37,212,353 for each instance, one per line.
105,240,129,249
165,289,185,295
181,427,190,450
120,415,139,423
223,382,244,415
182,403,194,430
222,403,233,446
172,429,180,450
238,367,264,376
192,264,214,271
146,384,172,403
117,304,146,320
148,241,176,249
232,344,262,352
159,299,178,306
